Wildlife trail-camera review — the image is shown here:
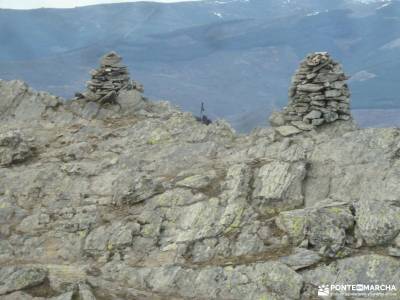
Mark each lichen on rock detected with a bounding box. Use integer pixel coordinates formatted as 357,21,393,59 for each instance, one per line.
1,51,400,299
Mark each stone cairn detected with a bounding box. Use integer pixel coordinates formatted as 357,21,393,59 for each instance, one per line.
270,52,351,135
76,51,144,105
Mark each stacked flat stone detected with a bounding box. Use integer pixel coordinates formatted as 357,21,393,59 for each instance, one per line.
271,52,351,135
80,51,144,103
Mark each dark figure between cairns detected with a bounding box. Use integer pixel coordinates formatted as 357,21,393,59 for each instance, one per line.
195,102,212,125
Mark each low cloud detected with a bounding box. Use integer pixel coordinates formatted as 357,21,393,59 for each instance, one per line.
0,0,196,9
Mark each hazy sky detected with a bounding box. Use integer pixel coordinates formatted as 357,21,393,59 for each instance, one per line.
0,0,197,9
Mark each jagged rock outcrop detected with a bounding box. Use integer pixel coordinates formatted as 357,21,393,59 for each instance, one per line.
270,52,352,136
0,131,35,166
1,54,400,299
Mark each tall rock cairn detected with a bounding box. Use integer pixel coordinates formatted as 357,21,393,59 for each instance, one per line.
270,52,351,134
77,51,144,104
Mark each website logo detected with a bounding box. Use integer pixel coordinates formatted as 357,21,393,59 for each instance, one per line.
317,283,397,297
318,285,330,296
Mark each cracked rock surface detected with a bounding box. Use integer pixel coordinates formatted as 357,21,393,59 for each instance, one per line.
1,78,400,299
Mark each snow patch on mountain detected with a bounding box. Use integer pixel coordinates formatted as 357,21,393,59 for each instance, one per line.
376,1,392,9
353,0,391,3
213,12,223,18
306,10,330,17
350,70,377,82
213,0,250,5
381,38,400,50
307,11,320,17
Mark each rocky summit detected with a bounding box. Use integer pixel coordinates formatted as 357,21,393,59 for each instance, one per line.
1,53,400,300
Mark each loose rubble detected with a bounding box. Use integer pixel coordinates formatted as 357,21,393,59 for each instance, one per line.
270,52,352,135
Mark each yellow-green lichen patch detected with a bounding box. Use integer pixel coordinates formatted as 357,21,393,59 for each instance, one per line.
275,210,307,244
141,223,161,238
78,230,87,238
223,206,245,235
107,241,113,251
146,128,171,145
327,206,345,215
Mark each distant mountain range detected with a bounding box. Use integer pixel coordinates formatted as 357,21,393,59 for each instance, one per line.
1,0,400,131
